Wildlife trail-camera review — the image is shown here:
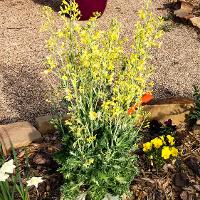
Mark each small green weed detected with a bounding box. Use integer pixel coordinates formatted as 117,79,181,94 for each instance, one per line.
188,85,200,127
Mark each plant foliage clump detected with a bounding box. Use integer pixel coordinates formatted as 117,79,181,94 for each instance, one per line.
42,0,163,199
188,85,200,127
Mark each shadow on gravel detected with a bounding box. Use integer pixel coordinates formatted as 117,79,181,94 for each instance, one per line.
0,64,51,124
152,83,193,105
33,0,62,12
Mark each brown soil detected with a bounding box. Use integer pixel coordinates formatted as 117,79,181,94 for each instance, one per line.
0,0,200,124
14,131,63,200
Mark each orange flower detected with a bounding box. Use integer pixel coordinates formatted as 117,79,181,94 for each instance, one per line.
128,104,139,115
128,91,153,115
141,91,153,104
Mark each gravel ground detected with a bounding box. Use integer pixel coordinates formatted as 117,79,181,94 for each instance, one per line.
0,0,200,124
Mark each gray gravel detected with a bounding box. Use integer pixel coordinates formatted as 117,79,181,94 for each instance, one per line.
0,0,200,124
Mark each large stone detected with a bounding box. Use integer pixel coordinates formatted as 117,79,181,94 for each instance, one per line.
144,103,194,126
0,121,42,155
196,119,200,126
190,17,200,29
35,115,55,135
155,97,193,104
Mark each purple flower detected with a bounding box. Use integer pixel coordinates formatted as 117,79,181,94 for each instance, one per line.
164,119,172,126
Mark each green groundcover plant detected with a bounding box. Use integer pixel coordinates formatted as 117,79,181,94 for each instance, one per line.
42,0,163,199
188,85,200,127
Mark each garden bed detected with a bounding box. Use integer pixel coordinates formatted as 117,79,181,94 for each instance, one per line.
1,0,200,199
1,100,199,200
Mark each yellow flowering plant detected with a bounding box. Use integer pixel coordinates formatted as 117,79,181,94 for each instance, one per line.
143,135,179,166
43,0,163,199
142,119,179,167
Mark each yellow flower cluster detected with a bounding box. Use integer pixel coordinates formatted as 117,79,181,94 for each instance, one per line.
162,146,178,159
143,136,163,152
143,135,178,160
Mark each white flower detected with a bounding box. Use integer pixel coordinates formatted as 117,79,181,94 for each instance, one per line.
102,193,119,200
0,159,16,174
27,177,43,188
0,171,9,182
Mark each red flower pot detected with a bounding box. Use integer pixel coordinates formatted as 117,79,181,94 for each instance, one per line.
75,0,107,20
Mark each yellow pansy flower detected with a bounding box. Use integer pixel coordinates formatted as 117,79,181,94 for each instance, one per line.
167,135,175,145
151,137,163,149
143,142,152,152
161,146,171,160
171,147,178,157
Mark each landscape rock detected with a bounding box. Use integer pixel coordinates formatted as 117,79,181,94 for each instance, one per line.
0,121,42,155
155,98,193,104
190,17,200,29
173,1,194,19
166,0,200,29
144,103,194,126
35,115,55,135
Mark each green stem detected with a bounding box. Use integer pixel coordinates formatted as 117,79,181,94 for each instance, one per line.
4,181,12,199
0,182,9,200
